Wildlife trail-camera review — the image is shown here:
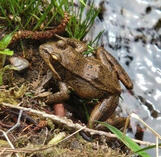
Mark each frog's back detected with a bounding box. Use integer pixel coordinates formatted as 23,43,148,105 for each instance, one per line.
62,54,121,94
81,58,121,94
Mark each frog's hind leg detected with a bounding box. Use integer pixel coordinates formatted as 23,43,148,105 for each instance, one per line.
96,47,133,90
88,95,119,128
96,116,127,131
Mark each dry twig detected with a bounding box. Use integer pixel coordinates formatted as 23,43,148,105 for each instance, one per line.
6,110,23,134
0,129,20,157
1,102,156,149
11,12,70,43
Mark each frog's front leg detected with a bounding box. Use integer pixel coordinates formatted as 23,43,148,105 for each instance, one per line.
46,81,70,104
96,47,133,90
88,95,119,128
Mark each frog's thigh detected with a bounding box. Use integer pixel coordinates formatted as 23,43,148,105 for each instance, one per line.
96,47,133,89
88,95,119,128
46,81,70,104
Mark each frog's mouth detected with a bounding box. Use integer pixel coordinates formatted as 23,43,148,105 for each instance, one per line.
49,59,62,81
47,54,62,81
40,46,61,81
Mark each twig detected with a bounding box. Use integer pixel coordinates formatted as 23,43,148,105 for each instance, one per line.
0,148,7,156
43,128,48,145
156,137,158,157
1,102,156,147
11,12,70,43
0,129,20,157
0,126,86,154
58,126,86,144
131,113,161,139
6,110,23,134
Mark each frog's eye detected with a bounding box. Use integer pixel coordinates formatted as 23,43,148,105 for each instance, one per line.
52,54,58,60
56,40,67,49
51,53,61,61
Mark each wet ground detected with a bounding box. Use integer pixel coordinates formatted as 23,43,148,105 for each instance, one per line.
86,0,161,156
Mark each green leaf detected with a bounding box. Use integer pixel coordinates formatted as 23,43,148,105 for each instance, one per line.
100,122,151,157
0,49,14,56
79,0,86,6
135,143,161,153
0,33,13,50
33,2,53,30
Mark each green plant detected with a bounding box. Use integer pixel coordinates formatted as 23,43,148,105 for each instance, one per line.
0,0,63,30
0,0,99,41
65,0,99,39
83,30,104,55
0,33,14,85
100,122,151,157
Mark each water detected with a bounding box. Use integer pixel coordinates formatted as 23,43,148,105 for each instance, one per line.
86,0,161,156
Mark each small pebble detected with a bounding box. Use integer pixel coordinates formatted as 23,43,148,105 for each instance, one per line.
9,56,29,71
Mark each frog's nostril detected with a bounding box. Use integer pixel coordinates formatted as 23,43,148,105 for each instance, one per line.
56,40,66,49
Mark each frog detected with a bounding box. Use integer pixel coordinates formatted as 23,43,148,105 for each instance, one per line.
39,35,133,128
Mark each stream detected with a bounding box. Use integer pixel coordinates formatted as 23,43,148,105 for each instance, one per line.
86,0,161,156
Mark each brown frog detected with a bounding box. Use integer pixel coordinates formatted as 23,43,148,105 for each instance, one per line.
39,35,133,128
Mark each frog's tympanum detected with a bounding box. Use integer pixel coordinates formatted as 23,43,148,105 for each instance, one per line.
39,35,133,128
